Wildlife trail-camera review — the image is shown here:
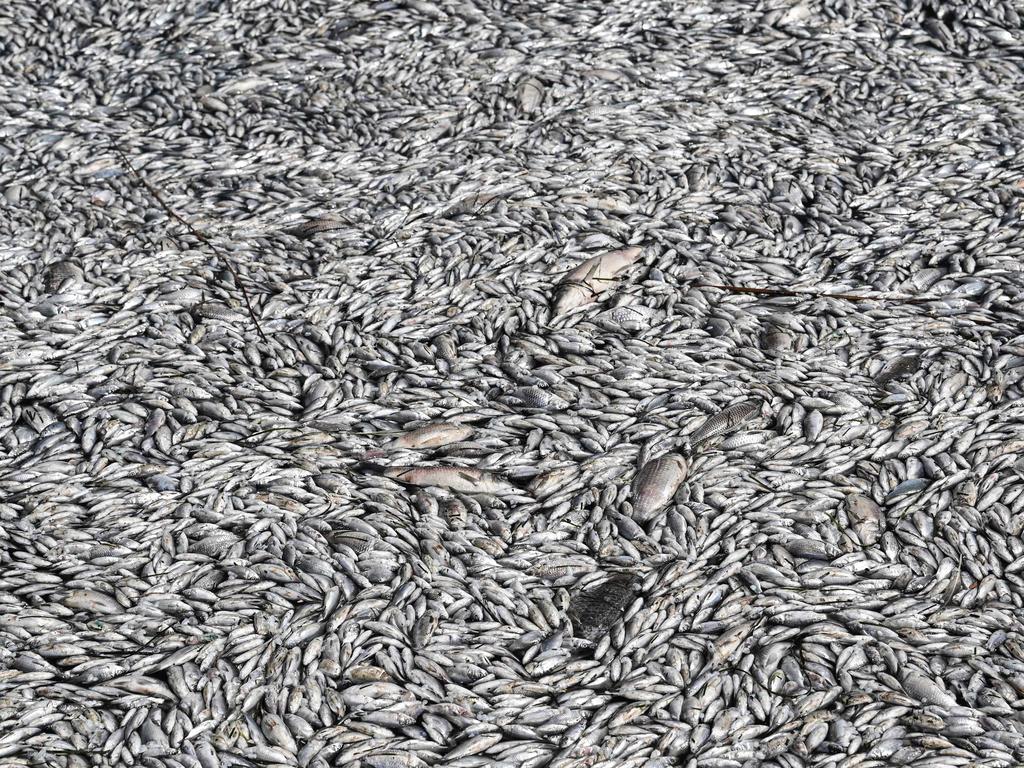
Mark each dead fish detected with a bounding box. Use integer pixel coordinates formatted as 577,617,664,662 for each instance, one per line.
631,454,688,522
761,323,794,354
285,215,345,238
568,574,639,642
901,669,959,708
875,353,922,388
553,246,644,316
499,386,569,412
595,304,660,333
683,400,762,455
845,493,884,546
518,78,544,113
64,589,123,615
390,422,475,450
41,260,84,292
884,478,929,504
327,528,376,554
364,753,428,768
359,462,521,495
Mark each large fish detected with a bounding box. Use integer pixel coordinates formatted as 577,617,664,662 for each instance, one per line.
553,246,644,316
389,422,475,450
630,454,688,522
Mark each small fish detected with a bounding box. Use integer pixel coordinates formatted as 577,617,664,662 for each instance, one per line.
390,422,475,450
884,478,929,503
568,574,639,642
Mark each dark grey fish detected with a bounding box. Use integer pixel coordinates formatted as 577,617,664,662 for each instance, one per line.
884,478,930,503
40,260,83,292
568,574,639,643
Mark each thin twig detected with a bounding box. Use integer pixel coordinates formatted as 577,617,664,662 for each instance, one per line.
695,282,934,304
111,146,270,344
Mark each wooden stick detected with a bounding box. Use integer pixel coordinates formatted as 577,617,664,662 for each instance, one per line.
111,146,270,344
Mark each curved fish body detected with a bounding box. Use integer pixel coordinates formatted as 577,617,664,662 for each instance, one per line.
390,423,475,450
381,465,518,495
553,246,644,316
631,454,688,522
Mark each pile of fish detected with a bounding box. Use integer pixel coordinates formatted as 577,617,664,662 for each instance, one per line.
2,0,1024,766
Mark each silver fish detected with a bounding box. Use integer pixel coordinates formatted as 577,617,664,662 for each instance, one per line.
553,247,644,316
631,454,688,522
374,464,520,495
683,400,763,455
